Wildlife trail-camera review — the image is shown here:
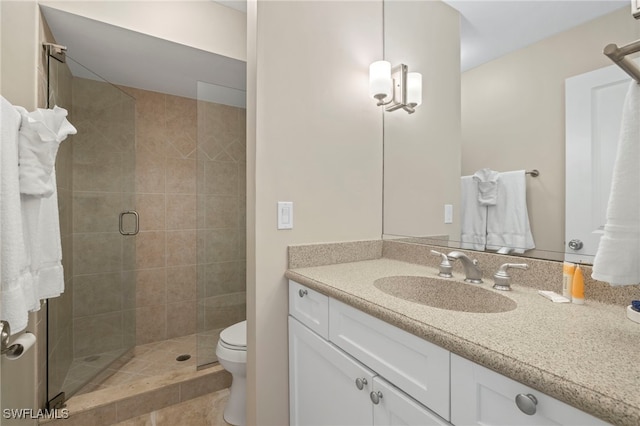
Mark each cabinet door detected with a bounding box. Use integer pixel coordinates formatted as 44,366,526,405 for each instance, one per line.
451,354,608,426
329,298,450,420
289,316,375,426
372,376,450,426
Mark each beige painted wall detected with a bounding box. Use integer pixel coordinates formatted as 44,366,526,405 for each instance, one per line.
462,8,640,259
383,0,461,239
247,1,384,424
1,0,53,421
1,0,39,109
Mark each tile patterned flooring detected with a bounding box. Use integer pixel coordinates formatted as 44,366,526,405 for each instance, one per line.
113,388,232,426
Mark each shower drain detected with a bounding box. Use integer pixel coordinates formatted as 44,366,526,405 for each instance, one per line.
176,354,191,362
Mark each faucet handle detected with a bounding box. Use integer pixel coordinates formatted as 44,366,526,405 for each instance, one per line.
493,263,529,291
430,250,453,278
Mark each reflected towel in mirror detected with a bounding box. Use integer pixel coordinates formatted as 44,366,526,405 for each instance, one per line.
592,82,640,286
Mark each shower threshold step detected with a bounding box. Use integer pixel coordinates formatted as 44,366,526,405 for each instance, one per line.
40,365,231,426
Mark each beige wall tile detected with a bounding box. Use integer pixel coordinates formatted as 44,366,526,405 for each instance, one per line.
74,151,126,193
135,268,167,308
136,305,167,345
135,147,166,194
203,261,245,297
203,160,237,195
166,194,196,230
166,158,196,194
166,266,196,303
74,312,124,357
204,229,240,263
73,273,123,318
136,231,167,269
73,233,123,275
205,195,238,229
166,230,196,267
136,194,166,231
166,301,196,339
73,192,123,233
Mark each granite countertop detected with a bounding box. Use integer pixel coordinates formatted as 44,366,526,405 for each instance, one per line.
286,258,640,426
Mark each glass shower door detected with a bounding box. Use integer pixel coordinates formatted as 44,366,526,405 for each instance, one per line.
46,54,137,404
195,81,247,367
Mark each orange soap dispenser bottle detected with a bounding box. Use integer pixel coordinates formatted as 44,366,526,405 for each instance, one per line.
572,264,585,305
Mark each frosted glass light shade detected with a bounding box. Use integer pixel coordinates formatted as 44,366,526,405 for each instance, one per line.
407,72,422,107
369,61,392,100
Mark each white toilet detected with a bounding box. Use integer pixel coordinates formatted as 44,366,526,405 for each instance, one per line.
216,320,247,426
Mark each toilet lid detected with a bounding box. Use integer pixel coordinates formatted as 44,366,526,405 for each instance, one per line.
220,320,247,348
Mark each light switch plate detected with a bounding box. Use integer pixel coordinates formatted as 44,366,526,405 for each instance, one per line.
278,201,293,230
444,204,453,224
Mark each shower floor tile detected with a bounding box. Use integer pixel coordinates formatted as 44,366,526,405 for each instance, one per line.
63,333,201,396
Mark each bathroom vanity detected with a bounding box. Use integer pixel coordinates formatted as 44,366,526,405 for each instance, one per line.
286,241,640,426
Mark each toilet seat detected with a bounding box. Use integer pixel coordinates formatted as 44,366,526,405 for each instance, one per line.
220,320,246,350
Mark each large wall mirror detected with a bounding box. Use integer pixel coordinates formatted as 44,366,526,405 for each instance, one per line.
383,0,640,263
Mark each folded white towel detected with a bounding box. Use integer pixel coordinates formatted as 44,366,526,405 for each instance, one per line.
473,168,499,206
17,106,76,197
0,96,34,334
592,82,640,286
486,170,535,254
460,175,487,250
16,105,76,301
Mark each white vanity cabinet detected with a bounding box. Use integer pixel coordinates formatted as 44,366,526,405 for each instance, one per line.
450,354,608,426
289,281,449,426
288,280,609,426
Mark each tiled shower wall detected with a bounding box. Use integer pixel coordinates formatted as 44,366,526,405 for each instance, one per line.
58,76,246,379
70,78,136,358
110,84,245,351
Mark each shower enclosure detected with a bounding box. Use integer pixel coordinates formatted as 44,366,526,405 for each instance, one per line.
46,48,137,404
46,46,246,407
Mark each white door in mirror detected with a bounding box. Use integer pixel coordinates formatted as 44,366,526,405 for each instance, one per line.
565,63,632,263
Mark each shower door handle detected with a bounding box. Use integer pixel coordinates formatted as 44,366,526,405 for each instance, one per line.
119,211,139,236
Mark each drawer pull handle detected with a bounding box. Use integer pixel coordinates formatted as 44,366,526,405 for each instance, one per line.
515,393,538,415
370,391,383,405
298,289,308,298
355,378,368,390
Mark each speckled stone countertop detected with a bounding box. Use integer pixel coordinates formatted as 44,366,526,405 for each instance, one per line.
285,241,640,426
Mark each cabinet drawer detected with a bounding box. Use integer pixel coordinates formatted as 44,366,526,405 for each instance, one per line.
450,353,608,426
329,298,450,421
289,280,329,339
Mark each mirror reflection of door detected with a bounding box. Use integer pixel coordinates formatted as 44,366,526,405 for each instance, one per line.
565,63,632,263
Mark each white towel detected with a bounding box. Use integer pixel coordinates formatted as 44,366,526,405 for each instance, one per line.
592,82,640,286
17,105,75,197
473,168,499,205
0,96,34,334
16,105,76,300
486,170,535,254
460,175,487,250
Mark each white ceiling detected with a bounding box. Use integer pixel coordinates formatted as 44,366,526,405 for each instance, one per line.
442,0,629,71
40,4,247,106
40,1,630,103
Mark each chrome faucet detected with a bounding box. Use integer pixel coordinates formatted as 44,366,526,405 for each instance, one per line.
430,250,453,278
447,251,483,283
493,263,529,291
